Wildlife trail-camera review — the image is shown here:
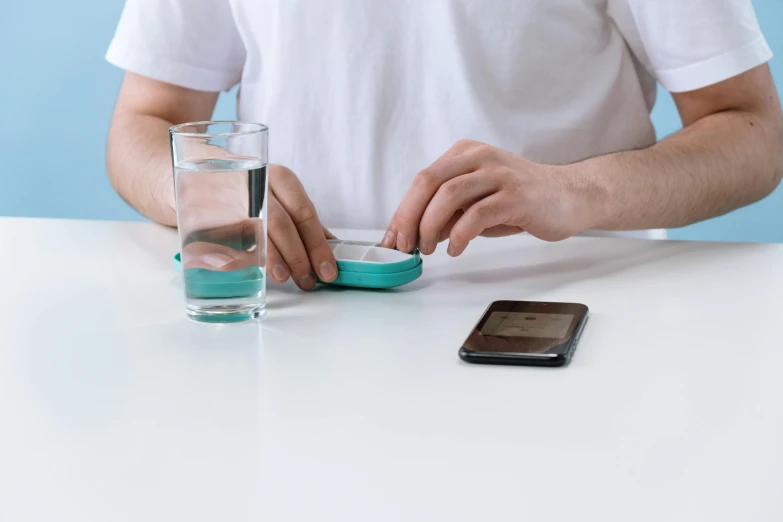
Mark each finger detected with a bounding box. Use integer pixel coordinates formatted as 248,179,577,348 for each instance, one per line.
447,193,511,257
446,139,481,157
437,212,517,246
266,238,290,283
417,172,498,254
271,168,338,283
437,210,463,243
268,194,317,290
182,242,259,271
383,150,483,253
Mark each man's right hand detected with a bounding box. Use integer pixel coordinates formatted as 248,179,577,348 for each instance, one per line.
108,74,337,290
179,164,337,291
265,165,338,289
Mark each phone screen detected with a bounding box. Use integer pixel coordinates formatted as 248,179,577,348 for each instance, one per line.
463,301,588,355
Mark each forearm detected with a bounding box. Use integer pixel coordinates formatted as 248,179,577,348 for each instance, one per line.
577,108,783,231
107,112,178,226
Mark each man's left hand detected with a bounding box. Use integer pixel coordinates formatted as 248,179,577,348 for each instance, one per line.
381,139,596,256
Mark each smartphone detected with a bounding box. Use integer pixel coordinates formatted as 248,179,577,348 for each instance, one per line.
458,301,589,367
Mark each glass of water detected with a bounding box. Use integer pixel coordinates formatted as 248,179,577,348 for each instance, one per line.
170,121,268,323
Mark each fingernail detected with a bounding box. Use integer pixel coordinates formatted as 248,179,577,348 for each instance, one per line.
447,243,457,257
272,264,289,282
397,233,408,253
298,273,316,289
201,252,235,268
319,261,337,281
419,240,429,254
381,230,395,248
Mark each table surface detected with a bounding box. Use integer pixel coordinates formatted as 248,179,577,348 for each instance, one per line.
1,217,782,521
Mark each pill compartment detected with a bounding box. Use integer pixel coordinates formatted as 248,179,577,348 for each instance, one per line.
331,240,374,261
324,239,423,287
360,247,410,263
329,240,413,263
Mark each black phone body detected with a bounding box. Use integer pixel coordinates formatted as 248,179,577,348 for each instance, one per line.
459,301,589,367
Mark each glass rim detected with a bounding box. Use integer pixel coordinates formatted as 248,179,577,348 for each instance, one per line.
169,121,268,138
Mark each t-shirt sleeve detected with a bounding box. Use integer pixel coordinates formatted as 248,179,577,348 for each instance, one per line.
105,0,246,92
623,0,773,93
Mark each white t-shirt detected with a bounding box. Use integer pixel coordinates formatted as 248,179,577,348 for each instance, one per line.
106,0,772,239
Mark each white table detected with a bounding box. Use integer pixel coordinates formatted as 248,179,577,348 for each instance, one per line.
1,217,781,521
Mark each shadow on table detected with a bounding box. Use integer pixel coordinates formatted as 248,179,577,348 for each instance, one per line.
402,239,767,295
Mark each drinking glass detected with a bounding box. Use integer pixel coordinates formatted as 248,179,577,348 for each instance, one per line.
170,121,268,322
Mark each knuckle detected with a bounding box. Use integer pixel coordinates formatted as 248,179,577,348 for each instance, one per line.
310,240,335,258
272,165,295,180
473,143,496,161
394,212,415,232
494,164,513,177
318,249,337,265
268,209,290,231
268,199,284,218
473,142,491,153
419,167,437,181
285,253,312,274
475,199,508,225
266,247,282,264
475,203,495,220
454,138,475,151
450,227,470,247
288,204,318,226
413,170,437,191
441,179,461,197
498,186,520,204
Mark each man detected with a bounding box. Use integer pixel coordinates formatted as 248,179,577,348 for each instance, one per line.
106,0,783,291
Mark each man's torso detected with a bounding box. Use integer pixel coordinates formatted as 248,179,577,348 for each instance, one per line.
232,0,660,236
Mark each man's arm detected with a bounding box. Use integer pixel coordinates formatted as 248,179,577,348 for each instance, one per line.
383,65,783,256
107,72,219,226
583,64,783,231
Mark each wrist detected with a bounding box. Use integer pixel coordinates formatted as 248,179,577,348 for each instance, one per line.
559,155,613,233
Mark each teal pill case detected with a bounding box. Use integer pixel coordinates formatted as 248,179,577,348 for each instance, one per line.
321,239,422,288
173,239,422,294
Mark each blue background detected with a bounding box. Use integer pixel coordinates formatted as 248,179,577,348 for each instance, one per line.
1,1,781,242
